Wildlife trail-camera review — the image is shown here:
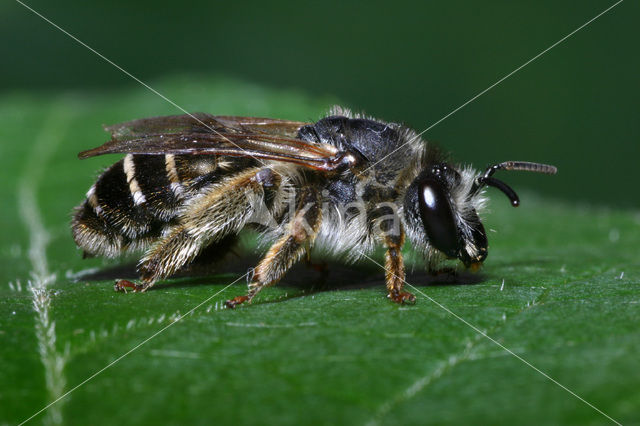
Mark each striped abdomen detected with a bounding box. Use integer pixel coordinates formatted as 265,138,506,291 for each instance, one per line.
72,153,246,257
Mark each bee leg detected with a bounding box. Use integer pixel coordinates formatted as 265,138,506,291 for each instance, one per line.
114,279,148,293
225,294,250,308
114,237,239,293
136,168,277,289
384,232,416,304
225,189,321,308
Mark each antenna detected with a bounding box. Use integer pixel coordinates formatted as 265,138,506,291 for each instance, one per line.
473,161,557,207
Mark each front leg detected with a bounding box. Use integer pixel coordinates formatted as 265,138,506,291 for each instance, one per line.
384,232,416,304
226,188,321,308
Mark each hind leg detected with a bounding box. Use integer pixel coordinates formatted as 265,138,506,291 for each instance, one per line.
116,168,279,292
115,226,213,292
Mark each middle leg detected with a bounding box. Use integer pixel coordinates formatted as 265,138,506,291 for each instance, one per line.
226,188,322,307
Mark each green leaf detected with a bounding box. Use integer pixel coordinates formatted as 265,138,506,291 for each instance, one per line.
1,76,638,425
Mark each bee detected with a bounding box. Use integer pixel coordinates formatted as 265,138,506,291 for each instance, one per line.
72,106,556,307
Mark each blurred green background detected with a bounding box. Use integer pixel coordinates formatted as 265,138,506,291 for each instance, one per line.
2,0,638,207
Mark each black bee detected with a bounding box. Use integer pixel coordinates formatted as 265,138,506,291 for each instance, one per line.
72,106,556,307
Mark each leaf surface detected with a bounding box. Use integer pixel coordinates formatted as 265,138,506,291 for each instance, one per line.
1,77,638,426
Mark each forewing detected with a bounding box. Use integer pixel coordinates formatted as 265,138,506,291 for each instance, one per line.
79,114,352,171
105,113,310,141
212,115,311,138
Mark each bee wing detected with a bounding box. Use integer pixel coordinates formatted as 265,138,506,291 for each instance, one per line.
79,114,353,171
104,113,310,141
211,115,312,138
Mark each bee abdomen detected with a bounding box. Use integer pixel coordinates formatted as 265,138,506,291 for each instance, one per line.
86,155,156,238
132,154,185,219
72,153,235,256
72,201,125,257
72,154,176,253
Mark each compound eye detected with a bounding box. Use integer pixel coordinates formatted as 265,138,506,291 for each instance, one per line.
418,179,460,257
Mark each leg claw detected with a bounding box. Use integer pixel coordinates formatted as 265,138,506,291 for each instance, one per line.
114,279,146,293
388,290,416,305
225,295,249,309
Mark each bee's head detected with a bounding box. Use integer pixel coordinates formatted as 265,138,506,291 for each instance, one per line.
404,161,557,269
